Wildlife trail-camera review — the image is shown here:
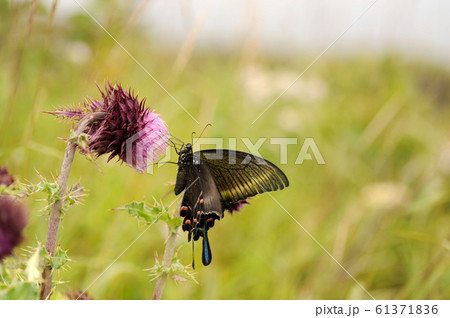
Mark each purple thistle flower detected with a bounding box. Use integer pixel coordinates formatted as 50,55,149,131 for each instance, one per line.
0,166,15,187
0,196,27,262
48,81,169,172
224,198,250,214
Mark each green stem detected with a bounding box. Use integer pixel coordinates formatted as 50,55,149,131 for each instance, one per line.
151,228,178,300
40,112,104,300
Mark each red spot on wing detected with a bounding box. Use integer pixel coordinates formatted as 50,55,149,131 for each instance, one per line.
180,206,188,217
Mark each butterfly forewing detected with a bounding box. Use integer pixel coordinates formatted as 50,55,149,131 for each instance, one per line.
196,150,289,203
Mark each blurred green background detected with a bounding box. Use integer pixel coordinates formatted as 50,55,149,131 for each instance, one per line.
1,1,449,299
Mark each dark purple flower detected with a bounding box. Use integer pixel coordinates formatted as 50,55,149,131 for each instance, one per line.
65,289,92,300
48,82,169,172
0,166,14,187
224,198,250,214
0,196,27,262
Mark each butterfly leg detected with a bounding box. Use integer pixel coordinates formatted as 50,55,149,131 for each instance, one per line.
192,239,195,270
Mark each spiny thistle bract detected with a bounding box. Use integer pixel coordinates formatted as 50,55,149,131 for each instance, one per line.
49,81,169,172
0,196,27,262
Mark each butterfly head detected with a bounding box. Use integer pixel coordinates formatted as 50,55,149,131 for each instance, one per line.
177,143,193,164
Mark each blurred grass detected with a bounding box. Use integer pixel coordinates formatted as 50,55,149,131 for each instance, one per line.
1,1,449,299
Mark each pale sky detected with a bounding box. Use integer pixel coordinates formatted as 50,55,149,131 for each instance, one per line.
54,0,450,64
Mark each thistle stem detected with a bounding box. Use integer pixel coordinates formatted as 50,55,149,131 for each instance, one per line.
151,228,178,300
40,112,105,300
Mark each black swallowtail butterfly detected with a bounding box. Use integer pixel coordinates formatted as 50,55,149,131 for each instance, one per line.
173,142,289,268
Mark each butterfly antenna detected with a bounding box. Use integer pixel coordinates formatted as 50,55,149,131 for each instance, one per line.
192,123,212,146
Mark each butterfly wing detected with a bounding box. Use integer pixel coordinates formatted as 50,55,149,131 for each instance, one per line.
175,157,222,266
195,150,289,206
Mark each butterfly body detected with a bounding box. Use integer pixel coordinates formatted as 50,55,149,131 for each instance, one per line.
174,143,289,266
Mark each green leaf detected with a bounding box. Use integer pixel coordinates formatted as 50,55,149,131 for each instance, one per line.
62,182,85,213
147,253,198,285
116,201,166,224
116,201,183,233
169,257,199,285
49,248,70,270
25,247,42,283
165,215,183,233
5,173,85,215
0,282,39,300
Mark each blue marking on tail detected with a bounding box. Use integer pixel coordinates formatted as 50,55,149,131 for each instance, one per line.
202,228,212,266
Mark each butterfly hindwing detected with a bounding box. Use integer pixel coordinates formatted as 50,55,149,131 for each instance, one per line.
176,154,222,265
